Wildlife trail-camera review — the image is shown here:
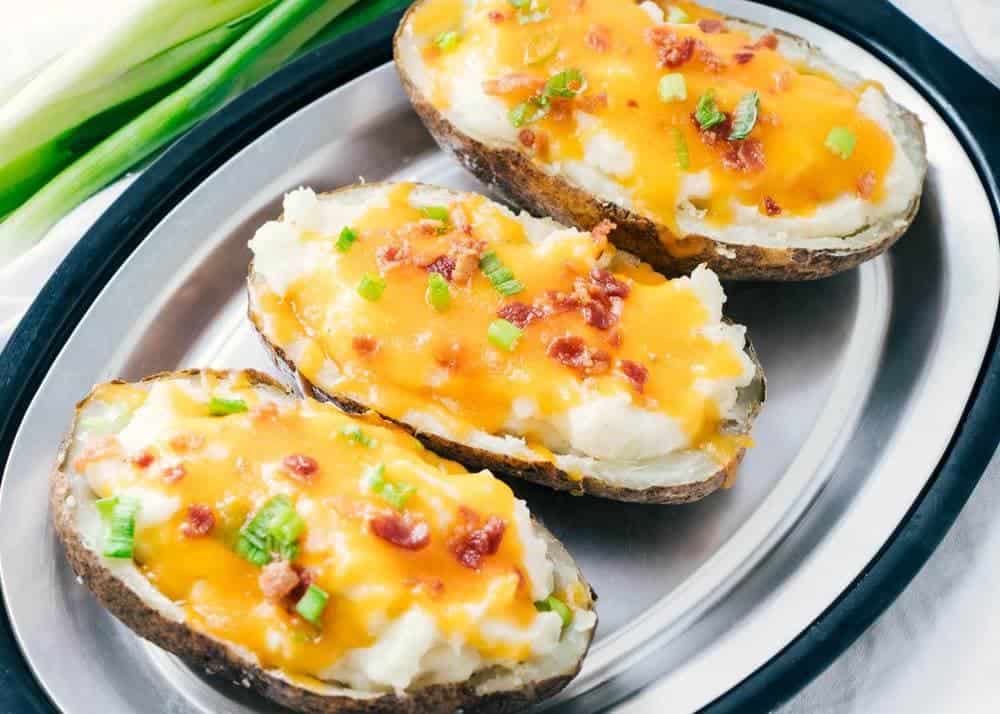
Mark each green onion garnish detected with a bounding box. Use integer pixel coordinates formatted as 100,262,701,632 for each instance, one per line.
295,584,329,625
672,127,691,170
512,0,550,24
667,5,691,23
426,272,452,312
434,30,461,51
825,126,857,159
357,273,386,301
480,251,502,274
524,31,559,65
362,463,417,511
544,68,587,98
99,495,141,559
480,251,525,296
420,205,450,223
342,424,376,448
509,98,550,128
236,495,304,566
488,319,524,352
335,226,358,252
658,74,687,102
695,89,726,130
728,90,759,140
208,397,248,416
535,595,573,627
497,279,525,297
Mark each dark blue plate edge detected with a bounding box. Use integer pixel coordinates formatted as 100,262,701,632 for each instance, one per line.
0,3,995,713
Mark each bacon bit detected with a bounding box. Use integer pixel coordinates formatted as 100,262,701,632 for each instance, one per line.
762,196,782,216
287,565,315,604
546,97,574,122
857,171,877,200
423,254,456,281
697,43,726,72
449,204,472,235
251,401,279,422
376,241,410,273
371,512,430,550
181,504,215,538
168,432,204,453
589,267,630,298
162,464,186,484
620,360,649,393
658,35,696,69
607,329,623,348
582,300,614,330
518,128,536,148
585,24,611,52
352,335,378,357
577,92,609,114
498,301,543,329
547,336,611,375
405,576,445,597
259,560,300,600
129,450,155,469
695,112,733,146
482,73,545,96
283,453,319,482
734,51,755,65
400,219,443,240
626,99,639,108
72,435,122,472
722,138,766,173
449,239,485,284
487,9,506,23
698,18,726,34
590,219,616,242
449,507,507,570
753,33,779,50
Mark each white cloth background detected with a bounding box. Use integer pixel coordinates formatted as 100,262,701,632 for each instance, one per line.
1,2,998,712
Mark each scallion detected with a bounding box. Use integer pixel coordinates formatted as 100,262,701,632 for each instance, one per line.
357,273,386,301
695,89,726,130
420,205,450,222
362,463,416,510
335,226,358,252
672,127,691,170
426,272,452,312
208,396,248,416
488,319,523,352
535,595,573,628
434,30,461,51
480,251,524,297
544,68,586,98
342,424,376,448
509,98,550,128
99,495,141,559
658,74,687,103
728,90,759,140
236,495,304,566
295,583,329,624
825,126,857,159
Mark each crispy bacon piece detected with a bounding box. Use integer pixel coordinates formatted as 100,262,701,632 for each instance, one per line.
695,112,733,146
449,204,472,235
589,267,630,298
168,432,204,453
423,254,456,281
578,92,609,114
449,507,507,570
72,435,122,472
482,73,545,96
620,360,649,393
259,560,300,600
657,35,696,69
857,171,877,200
626,98,639,108
449,239,485,284
582,300,614,330
129,450,155,469
400,219,443,240
498,301,543,329
753,33,779,50
352,335,378,357
585,24,611,52
722,138,766,173
547,336,611,375
698,18,725,34
181,504,215,538
162,464,186,484
697,43,726,73
283,453,319,482
518,128,536,148
591,219,616,242
376,241,410,273
371,512,430,550
762,196,782,216
607,329,623,348
487,9,506,23
287,565,315,604
734,50,755,65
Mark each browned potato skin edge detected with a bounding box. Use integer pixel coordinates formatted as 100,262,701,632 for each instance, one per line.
393,3,927,281
51,368,595,714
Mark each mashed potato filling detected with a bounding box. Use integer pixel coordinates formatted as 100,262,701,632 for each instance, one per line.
399,0,922,246
249,184,755,481
66,373,591,692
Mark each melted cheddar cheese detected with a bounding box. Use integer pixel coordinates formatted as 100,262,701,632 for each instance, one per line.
69,373,588,690
403,0,910,244
249,184,755,478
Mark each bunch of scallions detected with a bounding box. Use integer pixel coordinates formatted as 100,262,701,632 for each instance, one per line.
0,0,407,266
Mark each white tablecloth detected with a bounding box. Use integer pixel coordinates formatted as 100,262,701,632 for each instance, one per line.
2,2,999,712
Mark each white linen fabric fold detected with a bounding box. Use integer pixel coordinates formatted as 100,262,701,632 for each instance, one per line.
1,2,999,713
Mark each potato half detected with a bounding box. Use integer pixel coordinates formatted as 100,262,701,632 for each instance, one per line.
52,369,596,713
248,183,765,504
394,0,928,280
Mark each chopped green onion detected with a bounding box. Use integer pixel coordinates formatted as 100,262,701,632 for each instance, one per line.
420,205,450,222
335,226,358,252
479,251,502,274
544,68,587,98
496,279,525,297
342,424,376,448
208,396,248,416
100,495,141,559
236,495,304,566
362,463,416,510
667,5,691,23
695,89,726,130
535,595,573,628
295,584,329,625
487,266,515,285
357,274,386,301
671,127,691,170
509,97,550,128
728,90,759,140
514,0,550,24
426,272,452,312
825,126,857,159
434,30,461,51
524,31,559,65
658,74,687,103
480,251,524,296
361,463,386,490
488,319,523,352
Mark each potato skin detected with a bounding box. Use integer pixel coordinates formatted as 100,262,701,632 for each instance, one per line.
51,369,594,714
393,4,927,281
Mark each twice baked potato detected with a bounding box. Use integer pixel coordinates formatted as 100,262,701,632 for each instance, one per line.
248,182,764,504
52,369,596,713
394,0,928,280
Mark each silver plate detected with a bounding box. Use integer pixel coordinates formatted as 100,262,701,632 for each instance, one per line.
2,2,997,712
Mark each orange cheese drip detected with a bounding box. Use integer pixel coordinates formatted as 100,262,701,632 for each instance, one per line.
257,184,748,457
83,377,538,677
413,0,895,242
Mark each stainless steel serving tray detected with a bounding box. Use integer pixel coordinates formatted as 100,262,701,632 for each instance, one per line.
1,1,998,712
